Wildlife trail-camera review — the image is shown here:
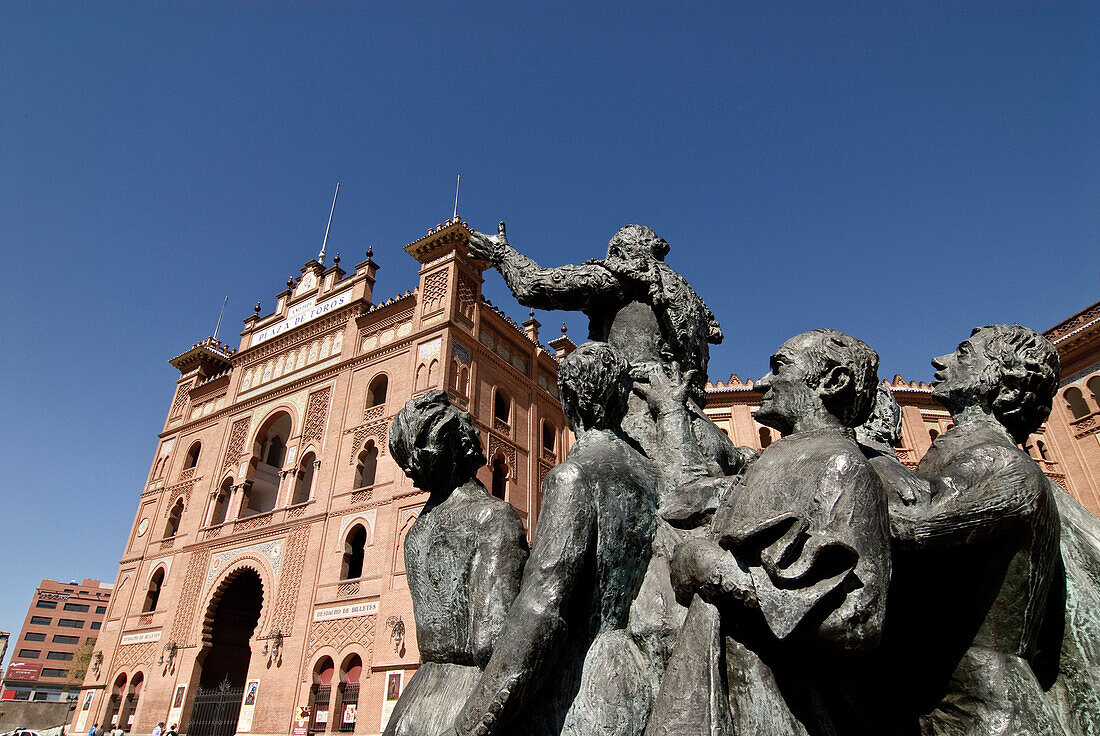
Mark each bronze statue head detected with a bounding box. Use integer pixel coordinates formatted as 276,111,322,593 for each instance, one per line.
390,390,486,492
603,224,670,280
856,383,903,448
557,342,632,433
931,325,1059,443
755,329,880,435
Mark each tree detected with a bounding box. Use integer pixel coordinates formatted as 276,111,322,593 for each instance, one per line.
68,638,96,680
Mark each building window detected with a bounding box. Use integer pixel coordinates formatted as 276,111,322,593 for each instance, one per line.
759,427,773,449
309,658,334,733
30,616,50,625
353,445,378,489
90,622,101,631
185,441,201,469
368,375,388,408
41,668,68,678
36,601,57,610
1088,375,1100,408
53,635,79,645
143,568,165,613
47,651,75,661
24,632,46,642
18,649,41,658
542,423,556,455
12,692,29,700
266,436,286,467
494,390,511,425
96,606,107,614
58,619,84,628
63,603,90,613
210,478,232,526
32,692,50,701
491,456,508,500
342,525,367,580
164,498,185,538
336,655,362,733
1065,387,1090,420
1037,440,1052,462
292,453,316,505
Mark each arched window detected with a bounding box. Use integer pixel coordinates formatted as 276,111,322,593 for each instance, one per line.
143,568,165,612
209,478,232,526
119,672,143,732
542,422,556,455
759,427,772,449
164,498,184,538
457,365,469,396
491,456,508,500
368,375,388,408
1037,440,1052,462
104,674,127,731
1088,376,1100,409
246,412,293,516
293,453,316,505
354,445,378,489
185,442,201,469
342,525,367,580
310,657,335,732
428,359,439,387
929,429,939,442
336,655,361,733
494,390,510,425
1066,387,1090,420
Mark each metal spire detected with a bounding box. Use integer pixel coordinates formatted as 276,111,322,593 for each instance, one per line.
318,182,340,265
213,295,228,342
453,174,460,220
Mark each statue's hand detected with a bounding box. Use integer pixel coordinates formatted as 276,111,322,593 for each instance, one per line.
670,538,756,608
466,222,508,264
635,362,695,418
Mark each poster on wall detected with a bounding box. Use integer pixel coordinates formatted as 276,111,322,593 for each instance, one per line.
237,680,260,732
342,704,357,726
292,706,310,736
75,691,95,733
378,671,403,732
167,684,187,729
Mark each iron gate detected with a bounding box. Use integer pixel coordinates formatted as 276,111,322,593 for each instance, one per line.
188,677,244,736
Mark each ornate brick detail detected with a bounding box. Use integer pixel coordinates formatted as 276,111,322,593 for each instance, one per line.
538,461,553,489
162,479,196,509
286,505,306,520
234,514,273,532
337,581,360,598
351,488,373,504
113,642,158,669
307,615,376,661
303,387,332,446
202,527,222,541
137,613,154,627
541,448,557,463
222,417,251,475
457,275,477,320
421,270,448,314
170,547,211,646
179,467,196,482
487,434,517,476
159,538,175,552
363,405,385,423
1071,413,1099,439
268,525,309,636
170,381,194,420
346,420,389,464
493,417,511,436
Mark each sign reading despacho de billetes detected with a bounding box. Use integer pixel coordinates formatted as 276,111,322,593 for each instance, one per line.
252,289,352,346
312,601,379,622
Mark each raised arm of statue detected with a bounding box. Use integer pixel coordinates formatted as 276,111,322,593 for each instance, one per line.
890,447,1045,548
468,227,623,312
455,466,593,736
635,366,710,494
467,507,529,668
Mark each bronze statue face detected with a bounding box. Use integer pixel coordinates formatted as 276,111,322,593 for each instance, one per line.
754,334,820,435
390,390,485,492
931,333,994,414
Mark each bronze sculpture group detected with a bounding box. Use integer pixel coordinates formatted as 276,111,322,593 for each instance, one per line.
381,224,1100,736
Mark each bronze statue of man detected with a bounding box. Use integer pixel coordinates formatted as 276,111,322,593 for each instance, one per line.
383,391,529,736
879,325,1064,735
467,223,749,478
653,329,890,735
451,343,660,736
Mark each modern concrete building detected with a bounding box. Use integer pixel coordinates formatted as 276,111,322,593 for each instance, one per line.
3,578,112,703
72,219,568,736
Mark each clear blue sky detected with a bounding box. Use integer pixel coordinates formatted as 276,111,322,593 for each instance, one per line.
0,2,1096,647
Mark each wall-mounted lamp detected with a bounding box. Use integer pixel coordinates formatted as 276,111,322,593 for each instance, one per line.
386,616,405,653
263,630,283,666
91,651,103,680
158,642,177,674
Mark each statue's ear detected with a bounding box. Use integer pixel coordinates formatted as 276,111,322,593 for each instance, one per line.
821,365,853,398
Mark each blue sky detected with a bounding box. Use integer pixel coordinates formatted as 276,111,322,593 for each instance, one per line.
0,2,1096,646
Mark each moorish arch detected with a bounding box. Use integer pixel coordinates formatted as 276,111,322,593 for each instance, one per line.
243,409,296,516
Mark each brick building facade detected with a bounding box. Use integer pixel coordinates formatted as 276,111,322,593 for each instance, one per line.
3,578,112,703
71,219,567,736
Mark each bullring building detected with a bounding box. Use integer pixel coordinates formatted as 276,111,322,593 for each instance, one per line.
72,219,569,736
